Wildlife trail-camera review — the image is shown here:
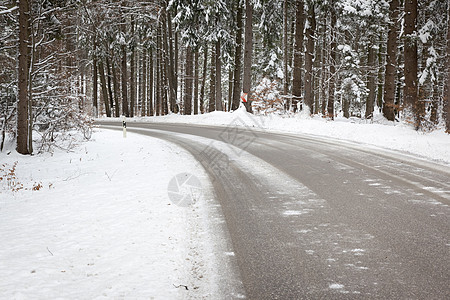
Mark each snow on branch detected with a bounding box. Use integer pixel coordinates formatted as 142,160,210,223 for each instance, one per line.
0,6,18,16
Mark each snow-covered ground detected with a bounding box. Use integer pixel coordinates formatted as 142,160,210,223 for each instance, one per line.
0,130,241,299
128,107,450,165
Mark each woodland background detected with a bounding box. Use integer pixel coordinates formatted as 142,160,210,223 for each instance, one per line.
1,0,449,155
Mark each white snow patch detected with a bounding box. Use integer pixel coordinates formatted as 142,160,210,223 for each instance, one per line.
0,6,18,15
351,249,365,253
351,249,366,256
329,283,345,289
283,210,310,216
345,263,369,270
327,258,337,262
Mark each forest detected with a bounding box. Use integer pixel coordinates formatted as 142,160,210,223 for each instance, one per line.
1,0,449,155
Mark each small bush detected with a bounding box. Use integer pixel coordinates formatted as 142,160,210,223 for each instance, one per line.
0,162,44,193
251,78,285,115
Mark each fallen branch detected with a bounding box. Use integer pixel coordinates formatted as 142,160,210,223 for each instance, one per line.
173,284,189,290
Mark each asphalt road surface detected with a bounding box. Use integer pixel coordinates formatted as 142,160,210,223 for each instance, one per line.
99,120,449,299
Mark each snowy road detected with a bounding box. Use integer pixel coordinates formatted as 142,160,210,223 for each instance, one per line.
100,121,450,299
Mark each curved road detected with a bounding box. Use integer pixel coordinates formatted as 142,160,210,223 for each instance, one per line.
99,120,449,299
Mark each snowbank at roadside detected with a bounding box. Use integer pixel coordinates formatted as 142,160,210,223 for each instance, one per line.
0,130,223,299
122,107,450,165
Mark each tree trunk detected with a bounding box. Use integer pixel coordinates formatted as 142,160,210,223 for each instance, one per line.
304,4,316,113
366,43,376,119
98,61,111,117
111,57,120,117
17,0,30,155
162,51,169,116
149,48,154,116
289,15,295,90
404,0,421,129
430,80,438,124
243,0,253,113
141,49,147,116
167,8,177,111
121,45,129,116
343,93,350,118
156,26,162,116
292,0,304,113
200,45,208,114
185,46,193,115
395,47,403,118
175,31,179,103
313,21,321,114
162,30,169,116
444,0,450,133
161,9,169,112
93,47,98,118
179,46,184,113
130,20,136,117
228,66,234,111
215,39,223,111
27,2,33,154
283,0,289,96
418,38,430,126
321,18,327,115
377,35,384,110
106,57,115,116
209,41,216,112
162,8,177,113
327,8,337,119
194,50,199,115
231,0,243,111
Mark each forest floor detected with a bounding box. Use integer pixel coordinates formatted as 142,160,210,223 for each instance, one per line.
0,108,449,299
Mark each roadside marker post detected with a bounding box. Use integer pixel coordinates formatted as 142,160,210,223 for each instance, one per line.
122,116,127,138
241,92,248,103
